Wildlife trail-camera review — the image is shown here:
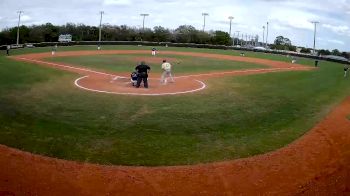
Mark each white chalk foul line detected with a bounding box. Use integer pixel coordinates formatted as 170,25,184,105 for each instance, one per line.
75,76,207,96
16,57,309,96
174,67,309,79
16,57,117,77
16,57,309,80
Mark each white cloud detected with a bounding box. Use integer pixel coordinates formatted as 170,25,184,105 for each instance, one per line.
0,0,349,51
327,39,345,45
268,9,316,31
21,15,32,22
103,0,132,6
322,24,350,36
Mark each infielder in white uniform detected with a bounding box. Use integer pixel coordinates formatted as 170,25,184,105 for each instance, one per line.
161,59,175,84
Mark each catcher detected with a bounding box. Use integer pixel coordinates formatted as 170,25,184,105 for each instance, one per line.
130,71,138,86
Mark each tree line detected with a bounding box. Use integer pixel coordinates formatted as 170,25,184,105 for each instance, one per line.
0,23,234,46
0,23,348,59
269,35,349,59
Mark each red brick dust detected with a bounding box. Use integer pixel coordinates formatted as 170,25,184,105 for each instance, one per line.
1,50,349,195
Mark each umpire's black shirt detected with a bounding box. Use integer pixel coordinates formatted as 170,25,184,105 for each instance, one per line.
135,64,151,77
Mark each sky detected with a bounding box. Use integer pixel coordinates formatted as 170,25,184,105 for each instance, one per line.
0,0,349,51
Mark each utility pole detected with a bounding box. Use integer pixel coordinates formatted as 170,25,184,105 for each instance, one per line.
266,22,269,48
140,13,149,32
235,31,240,46
311,21,319,55
262,26,265,46
245,34,248,46
16,11,24,45
98,11,104,49
202,13,209,31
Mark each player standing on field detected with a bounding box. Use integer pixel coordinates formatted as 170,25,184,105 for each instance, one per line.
151,47,157,56
344,64,349,78
161,59,175,84
135,61,151,88
6,45,10,56
51,44,57,55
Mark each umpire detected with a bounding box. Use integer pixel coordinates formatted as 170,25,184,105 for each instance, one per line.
135,61,151,88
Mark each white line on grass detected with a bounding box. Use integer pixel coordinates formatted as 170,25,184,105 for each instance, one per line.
16,57,117,77
174,67,307,79
16,57,309,96
17,57,307,80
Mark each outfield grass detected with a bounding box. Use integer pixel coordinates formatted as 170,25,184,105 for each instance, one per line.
46,53,266,74
4,45,315,66
0,46,349,166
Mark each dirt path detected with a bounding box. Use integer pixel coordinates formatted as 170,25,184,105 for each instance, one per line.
1,50,349,195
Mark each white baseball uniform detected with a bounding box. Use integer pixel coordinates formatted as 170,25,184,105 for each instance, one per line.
161,62,174,84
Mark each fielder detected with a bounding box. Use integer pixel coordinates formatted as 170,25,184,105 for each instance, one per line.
160,59,175,84
51,44,57,55
344,64,349,78
151,47,157,56
6,45,10,56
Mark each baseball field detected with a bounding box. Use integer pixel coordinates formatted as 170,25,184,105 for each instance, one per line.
1,45,350,194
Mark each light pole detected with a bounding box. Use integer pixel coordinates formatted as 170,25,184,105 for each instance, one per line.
245,34,248,46
262,26,265,46
16,11,24,45
228,16,234,37
140,13,149,32
235,31,240,46
266,22,269,48
254,35,258,46
202,13,209,31
98,11,104,49
311,21,319,55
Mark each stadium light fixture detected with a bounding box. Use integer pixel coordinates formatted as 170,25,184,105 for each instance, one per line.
311,21,320,55
16,11,24,45
140,13,149,32
202,13,209,31
228,16,234,37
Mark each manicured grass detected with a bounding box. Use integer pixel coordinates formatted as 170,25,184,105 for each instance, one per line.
0,46,349,166
4,45,317,67
46,53,266,74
